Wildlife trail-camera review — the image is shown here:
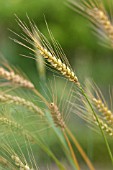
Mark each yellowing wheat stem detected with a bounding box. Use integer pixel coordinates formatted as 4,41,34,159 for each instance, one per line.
66,127,95,170
63,130,80,170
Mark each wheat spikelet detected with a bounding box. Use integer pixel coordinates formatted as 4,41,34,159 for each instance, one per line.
0,93,44,116
37,46,78,83
0,116,23,130
93,98,113,124
68,0,113,47
0,156,10,169
88,7,113,41
0,116,34,142
13,17,79,85
11,155,33,170
0,67,34,89
49,102,66,129
93,115,113,136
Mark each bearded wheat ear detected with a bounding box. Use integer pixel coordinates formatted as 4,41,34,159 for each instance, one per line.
0,156,11,169
49,102,95,170
93,115,113,136
67,0,113,48
49,102,80,170
13,17,79,85
11,155,33,170
0,116,34,142
93,98,113,124
0,67,34,89
49,103,66,129
0,93,44,116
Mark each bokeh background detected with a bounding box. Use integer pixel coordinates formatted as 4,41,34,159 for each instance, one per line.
0,0,113,169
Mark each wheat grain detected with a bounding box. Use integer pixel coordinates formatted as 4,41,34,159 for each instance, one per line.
88,8,113,41
93,115,113,136
49,102,66,129
11,155,33,170
0,156,9,168
68,0,113,47
14,17,79,85
93,98,113,124
0,116,34,142
38,46,78,83
0,67,34,89
0,93,44,116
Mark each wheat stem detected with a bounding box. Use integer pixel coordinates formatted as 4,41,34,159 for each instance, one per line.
66,127,95,170
63,129,81,170
79,85,113,163
49,102,95,170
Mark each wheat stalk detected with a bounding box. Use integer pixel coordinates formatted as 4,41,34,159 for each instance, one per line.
0,67,34,89
0,93,44,116
49,102,95,170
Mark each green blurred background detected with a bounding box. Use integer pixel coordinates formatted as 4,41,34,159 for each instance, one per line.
0,0,113,169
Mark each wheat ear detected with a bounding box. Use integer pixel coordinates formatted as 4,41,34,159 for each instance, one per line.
0,67,34,89
93,115,113,136
88,8,113,41
0,116,34,142
0,93,44,116
49,102,95,170
68,0,113,47
93,98,113,124
49,103,66,129
11,155,33,170
0,156,11,169
14,17,79,85
49,102,80,170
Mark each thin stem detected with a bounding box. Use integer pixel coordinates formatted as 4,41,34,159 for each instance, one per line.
66,127,95,170
62,129,80,170
79,85,113,164
31,134,66,170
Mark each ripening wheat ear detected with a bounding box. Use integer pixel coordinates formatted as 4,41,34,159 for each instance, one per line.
49,101,95,170
92,98,113,125
0,66,34,89
0,93,44,116
11,155,34,170
0,116,34,142
0,156,11,169
12,16,79,85
67,0,113,48
72,81,113,137
0,142,36,170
